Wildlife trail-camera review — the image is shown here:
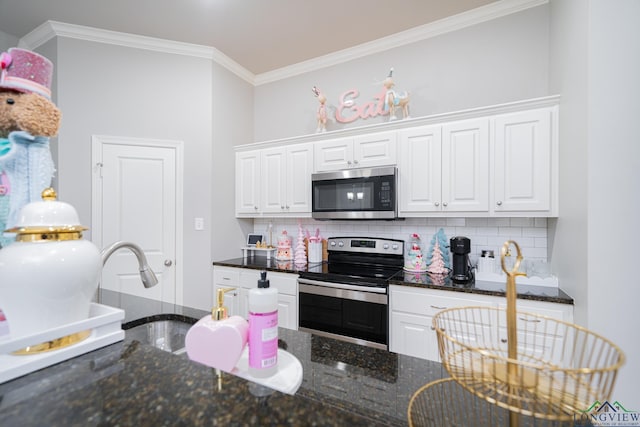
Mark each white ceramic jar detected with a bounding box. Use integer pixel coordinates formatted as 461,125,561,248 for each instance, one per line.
0,188,102,339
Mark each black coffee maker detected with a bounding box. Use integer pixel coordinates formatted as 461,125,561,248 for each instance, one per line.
450,236,474,285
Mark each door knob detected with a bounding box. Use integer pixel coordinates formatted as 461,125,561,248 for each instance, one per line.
164,260,173,267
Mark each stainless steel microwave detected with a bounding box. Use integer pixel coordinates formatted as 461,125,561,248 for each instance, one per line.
311,166,397,220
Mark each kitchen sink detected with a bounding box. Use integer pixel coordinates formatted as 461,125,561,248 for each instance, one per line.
123,315,196,355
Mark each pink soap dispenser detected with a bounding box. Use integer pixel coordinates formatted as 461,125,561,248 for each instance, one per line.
185,287,249,372
248,271,279,378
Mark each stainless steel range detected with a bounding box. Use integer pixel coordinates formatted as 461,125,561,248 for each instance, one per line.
297,237,404,350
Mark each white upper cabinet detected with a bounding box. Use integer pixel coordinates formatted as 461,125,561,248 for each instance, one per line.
398,125,442,213
314,131,396,172
442,118,489,212
492,107,557,215
238,97,559,218
235,150,261,215
261,143,313,216
285,143,314,214
398,118,489,215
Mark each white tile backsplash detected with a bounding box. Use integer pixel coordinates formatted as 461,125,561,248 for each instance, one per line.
254,217,550,264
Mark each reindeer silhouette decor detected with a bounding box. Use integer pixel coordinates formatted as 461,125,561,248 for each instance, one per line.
383,68,410,121
312,86,328,133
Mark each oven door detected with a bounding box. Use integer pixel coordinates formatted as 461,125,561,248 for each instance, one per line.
298,279,388,350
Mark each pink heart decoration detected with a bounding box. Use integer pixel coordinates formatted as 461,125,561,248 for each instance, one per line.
185,315,249,372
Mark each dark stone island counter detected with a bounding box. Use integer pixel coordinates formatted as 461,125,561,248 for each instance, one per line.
0,290,448,426
0,291,575,426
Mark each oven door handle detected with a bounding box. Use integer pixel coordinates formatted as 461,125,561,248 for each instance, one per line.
297,278,387,294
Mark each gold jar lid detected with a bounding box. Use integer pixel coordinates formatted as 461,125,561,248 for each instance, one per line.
5,188,88,242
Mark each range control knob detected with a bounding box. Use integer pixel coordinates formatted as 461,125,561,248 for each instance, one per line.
330,241,336,247
392,244,399,250
338,241,344,247
383,244,389,249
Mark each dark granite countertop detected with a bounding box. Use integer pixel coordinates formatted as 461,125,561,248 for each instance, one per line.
0,291,441,426
0,291,574,426
213,257,574,305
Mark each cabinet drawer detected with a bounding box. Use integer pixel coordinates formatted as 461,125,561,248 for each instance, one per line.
498,299,573,323
213,267,240,285
390,286,495,316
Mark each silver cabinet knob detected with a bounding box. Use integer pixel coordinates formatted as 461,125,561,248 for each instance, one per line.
254,206,258,210
435,202,440,207
164,260,173,267
285,205,290,209
281,205,285,209
497,201,503,206
443,202,448,207
353,159,359,164
347,160,352,165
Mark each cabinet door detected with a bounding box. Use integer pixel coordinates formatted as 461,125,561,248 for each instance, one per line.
442,118,489,212
286,143,313,213
397,125,442,214
497,300,573,366
353,131,397,168
261,147,287,214
314,137,353,171
493,108,553,213
277,294,297,330
235,150,261,215
390,311,438,361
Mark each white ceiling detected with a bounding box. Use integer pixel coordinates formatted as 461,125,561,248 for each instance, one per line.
0,0,497,75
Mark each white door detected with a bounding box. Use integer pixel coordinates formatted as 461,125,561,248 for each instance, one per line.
92,135,183,304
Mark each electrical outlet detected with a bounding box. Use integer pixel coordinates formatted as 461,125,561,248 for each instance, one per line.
194,217,204,230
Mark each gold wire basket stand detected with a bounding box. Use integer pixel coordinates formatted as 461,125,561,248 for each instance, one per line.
429,240,625,425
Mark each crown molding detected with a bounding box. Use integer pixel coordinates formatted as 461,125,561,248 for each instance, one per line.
19,21,255,85
18,0,545,87
254,0,547,85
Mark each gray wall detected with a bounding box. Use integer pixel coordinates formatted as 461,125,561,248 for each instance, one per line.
0,29,18,51
211,61,255,266
254,5,549,141
49,37,252,310
549,0,639,404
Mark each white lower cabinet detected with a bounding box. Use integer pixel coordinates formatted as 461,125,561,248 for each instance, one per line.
389,285,574,363
212,266,298,330
496,298,574,365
